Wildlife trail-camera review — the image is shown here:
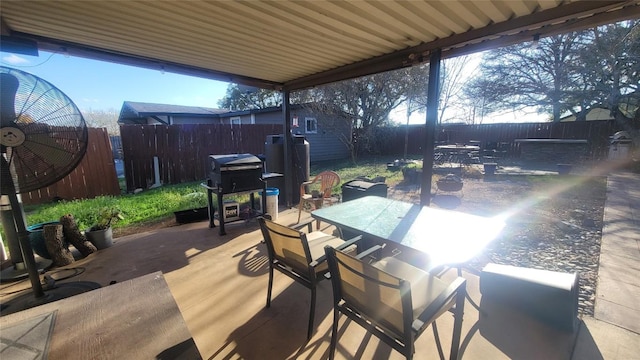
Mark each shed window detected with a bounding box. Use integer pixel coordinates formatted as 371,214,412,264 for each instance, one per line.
305,117,317,134
230,116,241,126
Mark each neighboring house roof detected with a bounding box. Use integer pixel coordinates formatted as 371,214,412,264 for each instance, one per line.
119,101,312,124
560,108,614,122
118,101,230,124
120,101,228,119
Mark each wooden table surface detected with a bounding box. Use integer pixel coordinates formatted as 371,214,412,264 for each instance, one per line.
0,272,200,360
312,196,505,270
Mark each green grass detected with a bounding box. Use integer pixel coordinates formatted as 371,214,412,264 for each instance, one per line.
18,182,217,232
1,155,419,244
311,155,418,192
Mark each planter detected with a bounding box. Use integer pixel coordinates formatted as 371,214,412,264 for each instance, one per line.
402,167,421,184
386,159,407,172
484,163,498,176
86,227,113,250
174,207,209,224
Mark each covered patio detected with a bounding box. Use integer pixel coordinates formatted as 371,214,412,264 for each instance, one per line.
3,168,640,359
2,1,640,359
0,209,613,359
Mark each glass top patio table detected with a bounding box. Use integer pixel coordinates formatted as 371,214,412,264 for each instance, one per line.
312,196,505,271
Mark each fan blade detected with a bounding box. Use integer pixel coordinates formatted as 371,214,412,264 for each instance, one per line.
23,134,75,166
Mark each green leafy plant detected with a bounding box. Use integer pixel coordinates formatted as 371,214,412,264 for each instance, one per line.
90,207,124,231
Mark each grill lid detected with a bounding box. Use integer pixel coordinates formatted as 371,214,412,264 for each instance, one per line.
209,154,261,172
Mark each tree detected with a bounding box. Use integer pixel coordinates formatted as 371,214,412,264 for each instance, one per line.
464,20,640,124
573,20,640,122
302,66,428,161
392,55,480,125
465,33,581,122
83,108,120,135
217,84,281,110
438,56,476,124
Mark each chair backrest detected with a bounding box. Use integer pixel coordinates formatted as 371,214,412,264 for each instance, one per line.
319,171,340,197
304,171,340,198
326,247,412,339
259,217,312,275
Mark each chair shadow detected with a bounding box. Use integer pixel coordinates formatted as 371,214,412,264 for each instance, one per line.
156,338,202,360
209,277,335,359
233,242,269,277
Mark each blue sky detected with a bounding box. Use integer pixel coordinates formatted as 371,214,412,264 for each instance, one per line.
1,49,541,124
1,50,230,112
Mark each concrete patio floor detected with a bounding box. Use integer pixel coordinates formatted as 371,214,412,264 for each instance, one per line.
1,171,638,359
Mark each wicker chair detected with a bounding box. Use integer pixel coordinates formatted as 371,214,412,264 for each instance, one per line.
297,170,340,228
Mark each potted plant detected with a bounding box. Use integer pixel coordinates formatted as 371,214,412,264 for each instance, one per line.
401,162,422,184
85,207,124,250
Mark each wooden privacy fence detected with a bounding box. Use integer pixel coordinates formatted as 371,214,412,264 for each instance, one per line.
21,128,121,205
372,120,626,159
120,124,282,191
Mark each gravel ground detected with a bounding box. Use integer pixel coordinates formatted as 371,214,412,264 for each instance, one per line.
388,172,607,317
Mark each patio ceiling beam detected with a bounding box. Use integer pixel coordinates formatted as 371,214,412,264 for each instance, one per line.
284,1,635,91
446,4,640,58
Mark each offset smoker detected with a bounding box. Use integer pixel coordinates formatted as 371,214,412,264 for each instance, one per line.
204,154,271,235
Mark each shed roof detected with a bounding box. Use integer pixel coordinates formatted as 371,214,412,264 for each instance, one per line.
2,1,638,91
122,101,227,117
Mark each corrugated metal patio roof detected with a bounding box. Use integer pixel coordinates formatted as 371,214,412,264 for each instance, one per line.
2,1,638,90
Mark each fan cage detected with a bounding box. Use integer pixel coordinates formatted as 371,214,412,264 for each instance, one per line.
1,66,88,194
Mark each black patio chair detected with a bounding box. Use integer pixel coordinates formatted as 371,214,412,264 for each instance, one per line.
325,245,466,360
258,217,360,340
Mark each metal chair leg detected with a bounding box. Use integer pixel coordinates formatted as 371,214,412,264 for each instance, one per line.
329,309,339,360
456,266,482,312
308,286,316,340
266,266,273,308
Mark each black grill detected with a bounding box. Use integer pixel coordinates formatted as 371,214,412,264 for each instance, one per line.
208,154,263,194
342,179,388,202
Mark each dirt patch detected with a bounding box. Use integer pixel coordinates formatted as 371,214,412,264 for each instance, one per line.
112,217,179,238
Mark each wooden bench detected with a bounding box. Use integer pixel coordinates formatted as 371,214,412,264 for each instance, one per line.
480,263,579,332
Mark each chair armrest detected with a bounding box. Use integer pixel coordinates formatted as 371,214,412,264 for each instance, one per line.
312,235,363,267
335,235,363,251
412,277,466,333
292,218,313,232
356,244,383,260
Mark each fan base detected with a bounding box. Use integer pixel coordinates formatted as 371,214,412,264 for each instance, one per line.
0,282,102,316
0,258,53,283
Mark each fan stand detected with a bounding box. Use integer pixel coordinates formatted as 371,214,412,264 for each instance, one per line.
1,193,53,283
0,157,101,314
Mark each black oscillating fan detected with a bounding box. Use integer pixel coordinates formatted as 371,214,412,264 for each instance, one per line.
0,65,96,312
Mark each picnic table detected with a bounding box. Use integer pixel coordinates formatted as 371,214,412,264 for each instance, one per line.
435,145,480,165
